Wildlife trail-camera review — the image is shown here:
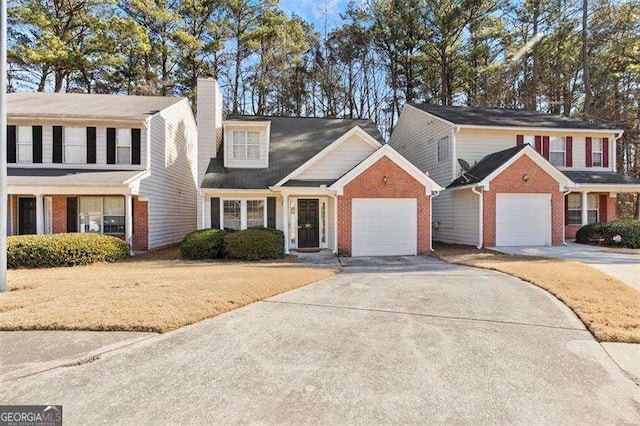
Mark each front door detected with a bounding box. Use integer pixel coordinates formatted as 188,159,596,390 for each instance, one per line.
18,197,37,235
298,199,319,248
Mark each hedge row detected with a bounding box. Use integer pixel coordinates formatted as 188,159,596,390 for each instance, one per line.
8,233,130,268
575,220,640,249
181,227,284,261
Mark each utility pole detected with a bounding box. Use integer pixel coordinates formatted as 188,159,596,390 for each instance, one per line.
1,0,7,292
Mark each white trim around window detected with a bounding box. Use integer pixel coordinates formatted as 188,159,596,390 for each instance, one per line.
549,136,566,167
16,125,33,163
116,128,132,165
567,193,598,225
220,198,267,230
63,126,87,164
232,131,261,160
78,196,126,235
592,137,603,167
437,136,450,163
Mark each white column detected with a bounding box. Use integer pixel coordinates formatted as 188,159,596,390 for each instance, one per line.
581,192,589,226
125,195,133,248
35,194,44,234
282,194,289,254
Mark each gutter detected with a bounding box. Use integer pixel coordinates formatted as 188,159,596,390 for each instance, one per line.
613,130,624,173
430,190,441,252
471,185,484,249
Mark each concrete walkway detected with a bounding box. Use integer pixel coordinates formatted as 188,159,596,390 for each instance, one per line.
2,259,638,424
491,242,640,291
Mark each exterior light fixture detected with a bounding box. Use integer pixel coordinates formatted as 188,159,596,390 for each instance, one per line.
383,176,388,185
522,174,530,182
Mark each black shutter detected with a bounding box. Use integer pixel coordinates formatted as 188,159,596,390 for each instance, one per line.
86,127,96,164
7,125,16,163
106,127,116,164
131,128,141,165
53,126,63,163
67,197,78,232
32,126,43,163
211,197,220,229
267,197,276,228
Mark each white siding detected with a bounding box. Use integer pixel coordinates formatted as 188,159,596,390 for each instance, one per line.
223,124,269,169
389,105,455,228
7,119,147,170
139,100,198,248
296,133,377,180
433,189,479,246
456,128,617,174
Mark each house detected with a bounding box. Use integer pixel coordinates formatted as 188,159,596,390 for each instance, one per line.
389,104,640,247
6,92,199,250
196,79,443,256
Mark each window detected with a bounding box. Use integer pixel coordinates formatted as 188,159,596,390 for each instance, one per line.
592,138,603,167
79,197,125,235
567,194,598,225
549,136,566,167
223,200,241,230
246,200,265,228
523,135,535,146
64,127,86,163
16,126,32,163
437,136,450,162
117,128,132,164
232,131,260,160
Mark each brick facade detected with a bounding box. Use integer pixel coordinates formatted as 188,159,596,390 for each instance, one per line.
483,155,564,246
564,193,617,240
337,156,431,256
7,194,149,251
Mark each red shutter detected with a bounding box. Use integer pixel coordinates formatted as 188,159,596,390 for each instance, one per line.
602,137,609,168
542,136,550,160
534,135,542,153
516,135,524,146
585,137,592,167
565,136,573,167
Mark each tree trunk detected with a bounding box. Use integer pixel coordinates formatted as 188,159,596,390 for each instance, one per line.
530,0,540,110
582,0,592,116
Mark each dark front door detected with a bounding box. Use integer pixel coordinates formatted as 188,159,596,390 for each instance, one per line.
298,199,319,248
18,197,37,235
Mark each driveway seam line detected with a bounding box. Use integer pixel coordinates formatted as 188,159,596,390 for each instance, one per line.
265,300,588,332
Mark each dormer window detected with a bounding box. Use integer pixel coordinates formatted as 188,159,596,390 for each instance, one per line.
233,131,260,160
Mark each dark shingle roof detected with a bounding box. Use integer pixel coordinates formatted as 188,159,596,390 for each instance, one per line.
282,179,336,187
200,116,383,189
8,168,143,186
563,171,640,185
8,92,184,121
448,145,528,188
410,103,618,131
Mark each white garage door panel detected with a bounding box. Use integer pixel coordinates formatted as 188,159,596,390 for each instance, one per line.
352,199,417,256
496,193,551,246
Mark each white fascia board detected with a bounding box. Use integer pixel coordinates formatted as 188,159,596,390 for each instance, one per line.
480,146,575,192
8,185,131,195
199,188,274,195
269,186,335,196
223,120,271,127
273,126,382,187
457,124,623,134
123,169,150,186
330,144,444,195
571,184,640,193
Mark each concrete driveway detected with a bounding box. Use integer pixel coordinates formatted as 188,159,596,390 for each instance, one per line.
2,258,639,424
492,242,640,291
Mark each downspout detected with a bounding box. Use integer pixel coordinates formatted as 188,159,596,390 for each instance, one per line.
430,190,441,251
562,188,572,245
471,186,484,249
612,131,623,172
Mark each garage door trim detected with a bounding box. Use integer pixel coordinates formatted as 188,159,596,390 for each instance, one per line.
496,193,551,247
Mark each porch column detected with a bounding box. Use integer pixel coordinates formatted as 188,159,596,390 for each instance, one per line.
125,195,133,247
282,194,289,254
35,194,44,234
581,191,589,226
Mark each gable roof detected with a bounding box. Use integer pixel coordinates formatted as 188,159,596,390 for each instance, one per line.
8,92,185,121
448,144,573,190
410,103,619,131
200,116,384,189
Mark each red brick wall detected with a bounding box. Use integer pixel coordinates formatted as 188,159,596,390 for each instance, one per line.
132,197,149,251
483,155,564,246
337,156,431,256
52,196,67,233
564,193,618,240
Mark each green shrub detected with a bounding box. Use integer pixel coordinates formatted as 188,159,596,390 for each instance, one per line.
223,228,284,260
575,220,640,249
181,228,227,260
8,233,130,268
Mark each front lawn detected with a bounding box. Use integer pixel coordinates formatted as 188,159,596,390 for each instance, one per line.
0,248,337,333
432,243,640,343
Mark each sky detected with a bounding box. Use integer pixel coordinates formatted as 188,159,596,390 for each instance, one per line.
279,0,355,36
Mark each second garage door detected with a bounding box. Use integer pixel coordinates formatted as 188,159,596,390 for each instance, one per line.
496,193,551,246
351,198,417,256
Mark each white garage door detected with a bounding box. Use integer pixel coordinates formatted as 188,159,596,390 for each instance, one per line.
496,193,551,246
351,198,417,256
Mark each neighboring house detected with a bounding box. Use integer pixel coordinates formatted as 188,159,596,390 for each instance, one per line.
389,104,640,247
196,79,443,256
6,92,198,250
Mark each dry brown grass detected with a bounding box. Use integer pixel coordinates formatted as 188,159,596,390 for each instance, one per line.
0,250,337,333
432,243,640,343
